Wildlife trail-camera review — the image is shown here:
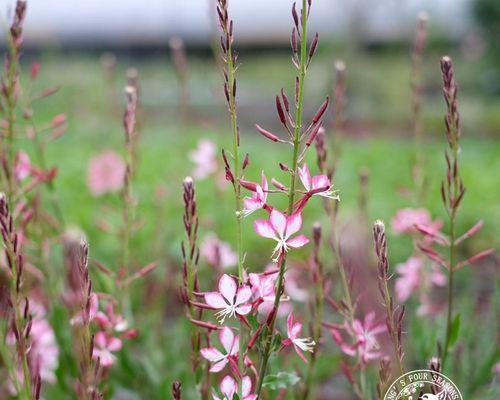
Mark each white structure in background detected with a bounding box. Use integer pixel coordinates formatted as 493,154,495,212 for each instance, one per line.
1,0,472,46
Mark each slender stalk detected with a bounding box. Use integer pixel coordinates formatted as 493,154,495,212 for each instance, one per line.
373,221,405,378
216,2,245,396
255,1,309,396
0,193,33,399
439,56,464,369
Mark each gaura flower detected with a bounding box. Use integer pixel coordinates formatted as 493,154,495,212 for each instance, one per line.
254,210,309,261
96,301,129,333
298,163,338,199
14,151,31,181
87,150,126,196
200,327,239,373
201,233,238,270
212,375,257,400
392,208,442,235
282,313,315,363
395,256,447,303
242,171,268,216
92,331,122,367
331,312,386,364
205,274,252,323
189,139,218,179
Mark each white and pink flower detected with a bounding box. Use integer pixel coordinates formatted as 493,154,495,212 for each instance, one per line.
254,210,309,261
212,375,257,400
331,312,386,364
298,163,338,199
93,331,122,367
14,151,31,181
282,313,315,363
205,274,252,323
200,327,239,373
242,171,268,216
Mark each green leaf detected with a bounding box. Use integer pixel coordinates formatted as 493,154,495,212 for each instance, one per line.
449,314,461,347
262,372,300,390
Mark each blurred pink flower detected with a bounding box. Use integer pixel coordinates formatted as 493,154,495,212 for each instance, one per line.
87,150,126,196
93,331,122,367
200,327,239,373
204,274,252,323
331,312,385,364
254,210,309,261
96,301,129,333
7,302,59,392
298,163,338,199
392,208,441,235
189,139,218,179
242,171,268,216
282,313,315,363
14,151,31,181
395,257,447,303
201,233,237,270
212,375,257,400
395,257,422,302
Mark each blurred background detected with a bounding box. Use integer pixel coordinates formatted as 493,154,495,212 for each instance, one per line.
0,0,498,398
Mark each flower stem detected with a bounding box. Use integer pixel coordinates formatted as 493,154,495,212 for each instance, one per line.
255,1,309,396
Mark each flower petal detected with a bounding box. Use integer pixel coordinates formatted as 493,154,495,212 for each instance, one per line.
218,274,237,303
107,337,122,352
236,304,252,315
286,234,309,248
270,210,287,238
200,347,225,362
205,292,227,309
220,375,237,398
219,326,235,354
235,286,252,305
242,376,253,397
254,219,277,240
285,213,302,238
210,358,228,372
298,163,311,190
312,174,330,190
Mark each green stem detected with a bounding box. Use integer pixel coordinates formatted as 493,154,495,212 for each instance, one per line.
255,1,308,396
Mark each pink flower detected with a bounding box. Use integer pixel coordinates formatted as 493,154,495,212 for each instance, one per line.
70,293,99,326
392,208,441,235
395,257,447,303
27,303,59,383
242,171,268,216
96,301,129,333
201,233,237,270
205,274,252,323
212,375,257,400
14,151,31,181
282,313,315,363
87,150,126,196
93,331,122,367
189,139,218,179
7,303,59,393
298,163,338,199
395,257,422,302
200,327,239,373
254,210,309,261
331,312,385,364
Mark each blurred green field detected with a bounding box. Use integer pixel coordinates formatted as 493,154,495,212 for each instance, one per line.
18,49,500,399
